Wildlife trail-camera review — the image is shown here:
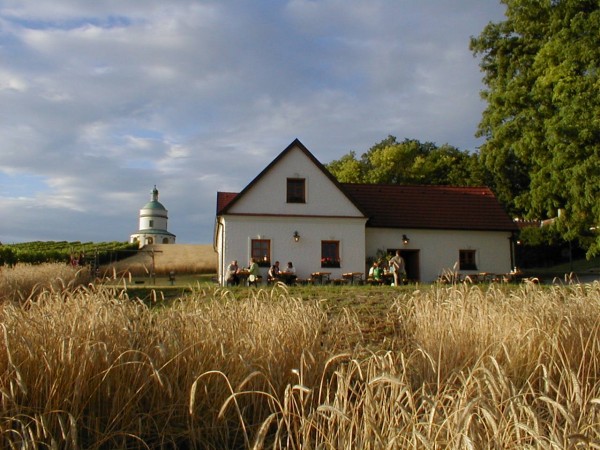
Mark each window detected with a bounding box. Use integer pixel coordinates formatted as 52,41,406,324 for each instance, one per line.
459,250,477,270
251,239,271,267
321,240,340,268
287,178,306,203
149,220,154,228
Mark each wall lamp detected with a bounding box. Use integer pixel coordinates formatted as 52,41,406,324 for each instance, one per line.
293,231,300,242
402,234,410,245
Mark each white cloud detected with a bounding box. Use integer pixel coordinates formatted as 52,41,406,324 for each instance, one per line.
0,0,506,243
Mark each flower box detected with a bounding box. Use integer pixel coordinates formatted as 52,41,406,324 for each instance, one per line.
321,258,340,268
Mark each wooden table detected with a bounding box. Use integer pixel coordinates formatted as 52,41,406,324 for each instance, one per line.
367,272,393,285
382,272,394,285
237,270,250,285
311,272,331,285
278,272,297,285
343,272,364,285
477,272,496,283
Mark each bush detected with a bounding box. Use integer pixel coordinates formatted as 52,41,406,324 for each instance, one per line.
0,247,16,267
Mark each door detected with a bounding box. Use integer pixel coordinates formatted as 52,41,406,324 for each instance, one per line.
388,248,420,283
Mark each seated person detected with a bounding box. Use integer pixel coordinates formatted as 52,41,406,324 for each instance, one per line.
374,264,383,282
225,260,240,286
368,261,376,278
280,261,297,285
369,262,383,283
268,260,281,281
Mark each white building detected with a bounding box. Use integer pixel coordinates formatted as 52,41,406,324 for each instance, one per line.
214,139,517,285
130,186,176,248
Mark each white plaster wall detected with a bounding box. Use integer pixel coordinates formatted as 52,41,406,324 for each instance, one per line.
366,228,513,282
139,209,168,230
130,233,175,247
218,215,366,285
229,146,363,218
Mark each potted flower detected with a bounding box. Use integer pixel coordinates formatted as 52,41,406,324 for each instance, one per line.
321,257,340,268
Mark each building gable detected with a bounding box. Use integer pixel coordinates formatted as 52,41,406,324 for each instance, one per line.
217,139,365,219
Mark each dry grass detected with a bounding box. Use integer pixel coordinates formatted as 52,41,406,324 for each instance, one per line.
0,279,346,449
1,266,599,448
103,244,216,276
0,263,91,302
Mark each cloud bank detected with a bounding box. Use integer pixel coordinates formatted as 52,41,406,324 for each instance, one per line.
0,0,505,243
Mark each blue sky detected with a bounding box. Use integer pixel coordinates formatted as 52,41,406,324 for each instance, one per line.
0,0,506,244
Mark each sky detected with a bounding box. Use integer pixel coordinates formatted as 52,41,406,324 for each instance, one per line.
0,0,507,244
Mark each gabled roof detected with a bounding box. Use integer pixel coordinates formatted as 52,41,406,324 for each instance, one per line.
216,138,366,216
215,140,516,232
216,192,238,214
341,184,517,231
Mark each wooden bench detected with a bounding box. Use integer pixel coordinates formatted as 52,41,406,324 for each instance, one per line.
248,275,263,287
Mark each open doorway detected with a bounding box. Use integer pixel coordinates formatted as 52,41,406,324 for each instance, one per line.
388,249,420,283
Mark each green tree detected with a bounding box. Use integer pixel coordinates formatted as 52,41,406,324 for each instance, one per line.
326,151,366,183
327,136,481,187
471,0,600,256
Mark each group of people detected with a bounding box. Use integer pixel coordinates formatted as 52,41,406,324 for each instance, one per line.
369,250,406,286
267,260,297,285
225,258,297,286
225,258,257,286
226,250,406,287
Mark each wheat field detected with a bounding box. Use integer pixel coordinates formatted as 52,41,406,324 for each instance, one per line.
103,244,217,276
0,264,599,449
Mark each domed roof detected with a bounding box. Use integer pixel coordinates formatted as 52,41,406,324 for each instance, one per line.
142,186,167,210
142,200,167,210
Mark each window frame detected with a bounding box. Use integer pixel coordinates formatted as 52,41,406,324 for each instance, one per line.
321,240,340,268
459,249,477,271
286,178,306,204
251,239,271,267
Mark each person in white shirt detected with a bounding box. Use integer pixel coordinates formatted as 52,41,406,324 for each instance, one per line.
280,261,297,285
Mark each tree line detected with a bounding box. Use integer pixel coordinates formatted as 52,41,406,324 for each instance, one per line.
327,0,599,258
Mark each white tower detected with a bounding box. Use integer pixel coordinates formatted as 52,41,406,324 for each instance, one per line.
130,186,176,248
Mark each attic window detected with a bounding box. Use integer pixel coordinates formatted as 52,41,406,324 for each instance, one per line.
287,178,305,203
459,250,477,271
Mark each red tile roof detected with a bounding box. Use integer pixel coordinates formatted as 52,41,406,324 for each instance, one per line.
218,184,516,232
341,184,517,231
216,192,237,214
